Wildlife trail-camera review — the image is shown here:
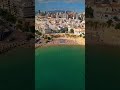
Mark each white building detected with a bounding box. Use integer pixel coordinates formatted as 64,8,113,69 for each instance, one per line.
74,28,85,35
93,0,120,22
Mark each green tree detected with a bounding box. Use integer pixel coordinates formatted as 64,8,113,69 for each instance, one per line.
80,34,82,37
47,37,51,40
83,35,85,38
70,29,74,33
86,6,94,18
64,27,68,32
35,30,42,35
60,27,68,33
115,23,120,30
107,20,113,27
113,16,119,21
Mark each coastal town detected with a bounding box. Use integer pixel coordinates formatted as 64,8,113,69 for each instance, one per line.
35,10,85,47
86,0,120,45
0,0,34,54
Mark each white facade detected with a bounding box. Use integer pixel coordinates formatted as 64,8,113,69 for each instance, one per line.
74,28,85,35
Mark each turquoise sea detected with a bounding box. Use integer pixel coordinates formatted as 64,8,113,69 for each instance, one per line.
35,46,85,90
0,48,34,90
1,45,120,90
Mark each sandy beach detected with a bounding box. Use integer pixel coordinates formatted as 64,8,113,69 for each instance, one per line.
35,37,85,48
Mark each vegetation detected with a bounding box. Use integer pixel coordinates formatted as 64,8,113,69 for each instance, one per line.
82,33,85,35
80,34,82,37
61,27,68,33
47,37,52,40
115,23,120,30
0,8,16,24
83,35,85,38
70,29,74,33
35,30,42,35
113,16,119,21
85,6,94,18
106,19,113,27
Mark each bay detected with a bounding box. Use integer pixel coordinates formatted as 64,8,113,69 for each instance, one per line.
35,46,85,90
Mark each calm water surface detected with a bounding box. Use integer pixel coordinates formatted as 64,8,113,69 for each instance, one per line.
35,46,85,90
0,48,34,90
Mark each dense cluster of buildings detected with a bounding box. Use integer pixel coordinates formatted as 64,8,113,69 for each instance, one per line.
35,11,85,36
0,0,34,18
86,0,120,44
0,0,34,41
87,0,120,22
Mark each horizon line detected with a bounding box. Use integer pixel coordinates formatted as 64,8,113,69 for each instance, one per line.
35,9,85,13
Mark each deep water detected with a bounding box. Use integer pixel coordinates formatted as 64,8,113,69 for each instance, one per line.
35,46,85,90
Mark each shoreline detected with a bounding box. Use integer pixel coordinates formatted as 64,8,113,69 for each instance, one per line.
0,42,34,55
35,37,85,49
35,44,85,49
